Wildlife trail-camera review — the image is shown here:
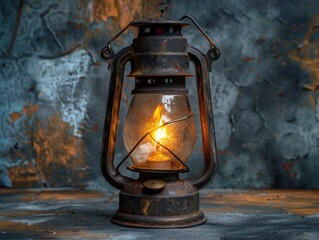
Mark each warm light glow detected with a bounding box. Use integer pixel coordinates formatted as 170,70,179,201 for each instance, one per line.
148,104,170,167
123,94,196,170
153,105,167,147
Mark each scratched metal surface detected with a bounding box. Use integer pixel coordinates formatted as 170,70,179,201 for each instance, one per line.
0,189,319,239
0,0,319,189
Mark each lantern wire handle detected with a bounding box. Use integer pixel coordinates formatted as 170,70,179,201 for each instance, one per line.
101,21,136,60
115,113,196,172
179,15,221,63
179,15,216,48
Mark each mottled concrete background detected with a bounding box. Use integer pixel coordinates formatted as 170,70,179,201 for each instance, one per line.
1,0,319,189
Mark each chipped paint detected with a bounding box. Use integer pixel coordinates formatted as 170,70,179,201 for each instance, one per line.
141,199,150,216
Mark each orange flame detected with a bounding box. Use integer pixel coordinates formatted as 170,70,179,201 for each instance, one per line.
153,105,167,144
148,104,170,164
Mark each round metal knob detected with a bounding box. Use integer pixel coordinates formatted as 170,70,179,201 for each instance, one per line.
143,179,166,193
101,46,114,60
207,47,221,62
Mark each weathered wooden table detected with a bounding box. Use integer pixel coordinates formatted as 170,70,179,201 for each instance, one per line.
1,189,318,239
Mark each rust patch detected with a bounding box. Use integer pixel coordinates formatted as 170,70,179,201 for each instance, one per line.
4,104,42,188
91,123,99,132
90,0,118,23
53,231,111,239
0,189,105,202
90,0,158,28
141,199,150,215
32,112,89,187
0,218,112,239
241,56,254,62
22,104,40,117
9,112,22,123
203,190,319,216
8,163,40,188
282,162,292,171
0,221,35,233
31,190,103,201
309,94,317,108
289,16,319,93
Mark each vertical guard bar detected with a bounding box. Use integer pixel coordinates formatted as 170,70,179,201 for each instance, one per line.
187,46,218,189
100,46,134,190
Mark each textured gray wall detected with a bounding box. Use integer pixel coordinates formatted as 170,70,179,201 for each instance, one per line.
1,0,319,189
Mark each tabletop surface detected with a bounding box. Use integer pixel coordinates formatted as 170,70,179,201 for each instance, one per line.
1,189,319,239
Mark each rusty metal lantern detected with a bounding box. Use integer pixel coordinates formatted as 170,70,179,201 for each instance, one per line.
100,3,220,228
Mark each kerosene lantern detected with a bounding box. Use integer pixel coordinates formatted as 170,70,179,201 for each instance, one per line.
100,3,220,228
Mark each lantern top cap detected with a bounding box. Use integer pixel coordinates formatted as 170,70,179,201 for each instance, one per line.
131,18,189,28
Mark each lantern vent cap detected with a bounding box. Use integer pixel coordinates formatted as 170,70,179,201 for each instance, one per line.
131,18,189,28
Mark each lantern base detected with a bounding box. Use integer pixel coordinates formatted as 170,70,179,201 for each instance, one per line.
112,210,206,228
110,174,206,228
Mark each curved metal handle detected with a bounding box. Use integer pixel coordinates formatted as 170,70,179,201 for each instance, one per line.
100,46,134,190
186,46,218,189
101,21,135,60
180,15,221,69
